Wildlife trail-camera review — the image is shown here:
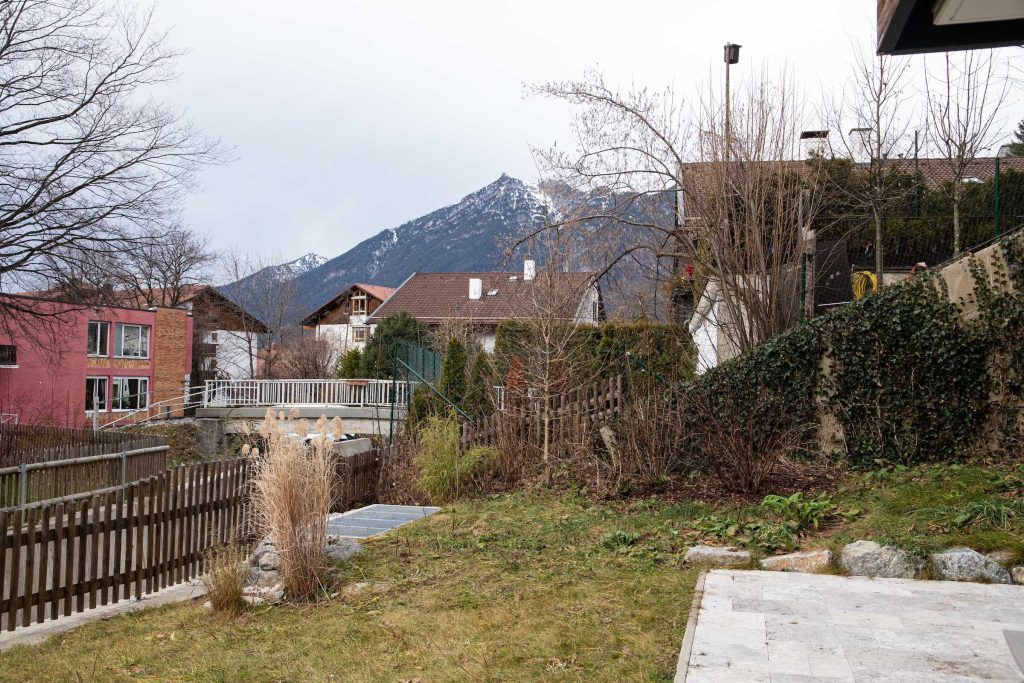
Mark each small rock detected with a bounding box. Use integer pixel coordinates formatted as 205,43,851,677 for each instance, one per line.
342,581,371,596
246,582,285,603
840,540,923,578
986,550,1017,567
201,600,212,610
324,536,364,563
760,549,833,573
257,550,281,571
242,595,266,607
931,547,1012,584
1012,566,1024,585
683,545,751,567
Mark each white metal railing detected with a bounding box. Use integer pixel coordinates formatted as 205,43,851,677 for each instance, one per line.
202,379,413,409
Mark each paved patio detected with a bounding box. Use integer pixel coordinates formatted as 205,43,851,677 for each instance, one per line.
676,569,1024,682
327,504,440,539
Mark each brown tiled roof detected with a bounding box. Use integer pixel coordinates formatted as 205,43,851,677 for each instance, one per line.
679,155,1024,217
368,271,597,325
301,283,397,326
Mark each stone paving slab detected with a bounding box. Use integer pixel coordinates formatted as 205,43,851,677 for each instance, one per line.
676,569,1024,682
327,504,439,539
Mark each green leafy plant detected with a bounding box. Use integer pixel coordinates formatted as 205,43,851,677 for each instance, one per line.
415,414,492,504
600,530,643,551
761,492,835,530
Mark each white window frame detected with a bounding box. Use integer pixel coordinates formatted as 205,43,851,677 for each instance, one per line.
111,377,149,412
114,323,150,359
85,376,109,412
351,294,368,315
87,321,110,357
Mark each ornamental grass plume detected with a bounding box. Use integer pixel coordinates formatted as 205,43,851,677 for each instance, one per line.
247,409,337,600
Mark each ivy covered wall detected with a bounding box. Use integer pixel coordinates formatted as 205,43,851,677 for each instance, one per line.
688,231,1024,467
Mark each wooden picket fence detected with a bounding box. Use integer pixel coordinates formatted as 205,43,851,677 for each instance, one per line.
332,448,381,513
0,424,165,468
0,458,251,632
460,376,623,452
0,447,168,510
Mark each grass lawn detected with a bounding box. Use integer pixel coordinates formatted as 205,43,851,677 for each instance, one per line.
1,461,1021,682
0,493,700,683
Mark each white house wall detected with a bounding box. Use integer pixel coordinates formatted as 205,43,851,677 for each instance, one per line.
206,330,259,379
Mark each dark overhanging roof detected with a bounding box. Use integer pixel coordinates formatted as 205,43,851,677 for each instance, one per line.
878,0,1024,54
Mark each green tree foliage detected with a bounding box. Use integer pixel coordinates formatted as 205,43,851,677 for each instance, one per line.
440,337,468,405
463,352,496,419
1008,119,1024,156
493,320,696,387
359,312,431,379
336,348,362,378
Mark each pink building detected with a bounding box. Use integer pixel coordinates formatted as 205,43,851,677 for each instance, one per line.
0,295,193,427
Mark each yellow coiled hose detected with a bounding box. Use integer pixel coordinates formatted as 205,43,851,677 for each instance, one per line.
852,271,878,300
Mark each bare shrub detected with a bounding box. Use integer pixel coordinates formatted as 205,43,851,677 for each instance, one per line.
247,409,336,600
686,386,806,495
615,379,689,488
202,542,249,613
276,336,339,379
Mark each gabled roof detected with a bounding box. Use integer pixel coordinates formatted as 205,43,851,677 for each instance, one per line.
367,271,598,325
300,283,396,327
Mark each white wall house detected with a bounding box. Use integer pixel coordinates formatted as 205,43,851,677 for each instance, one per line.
301,283,396,357
202,329,263,379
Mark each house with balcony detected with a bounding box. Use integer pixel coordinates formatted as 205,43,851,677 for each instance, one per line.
301,283,395,354
0,295,193,427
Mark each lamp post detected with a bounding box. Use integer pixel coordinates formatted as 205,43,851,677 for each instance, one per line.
723,43,741,163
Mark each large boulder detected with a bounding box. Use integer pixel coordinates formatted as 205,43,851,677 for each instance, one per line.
325,536,364,563
931,547,1012,584
683,545,751,568
760,549,833,573
1012,566,1024,585
840,540,923,578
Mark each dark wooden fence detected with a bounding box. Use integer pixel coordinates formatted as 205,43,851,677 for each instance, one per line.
332,448,381,512
460,376,623,452
0,458,251,632
0,447,168,510
0,424,166,468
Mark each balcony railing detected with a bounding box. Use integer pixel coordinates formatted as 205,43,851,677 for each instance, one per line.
201,379,412,409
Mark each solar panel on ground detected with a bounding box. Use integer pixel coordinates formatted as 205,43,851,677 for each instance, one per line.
327,504,440,539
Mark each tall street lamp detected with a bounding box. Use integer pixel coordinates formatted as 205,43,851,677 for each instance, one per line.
723,43,741,164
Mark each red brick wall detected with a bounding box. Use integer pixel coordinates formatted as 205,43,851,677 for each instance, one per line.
152,307,192,418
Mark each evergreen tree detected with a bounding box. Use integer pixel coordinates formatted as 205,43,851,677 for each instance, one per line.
439,337,468,405
336,348,362,378
1009,119,1024,156
463,352,496,419
359,312,431,379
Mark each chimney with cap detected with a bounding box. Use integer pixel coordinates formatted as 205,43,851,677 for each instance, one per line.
523,259,536,281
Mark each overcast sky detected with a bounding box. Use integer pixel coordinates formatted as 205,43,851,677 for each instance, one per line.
153,0,1023,263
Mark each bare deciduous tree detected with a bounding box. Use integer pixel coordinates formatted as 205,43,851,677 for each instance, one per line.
825,45,914,284
925,50,1010,255
0,0,222,313
276,335,339,379
220,250,299,379
531,69,820,360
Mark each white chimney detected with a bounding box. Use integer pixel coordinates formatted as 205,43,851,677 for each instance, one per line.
468,278,482,300
849,127,872,164
523,259,536,281
799,130,829,160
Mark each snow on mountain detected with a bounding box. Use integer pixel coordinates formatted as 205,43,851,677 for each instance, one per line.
287,174,551,316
